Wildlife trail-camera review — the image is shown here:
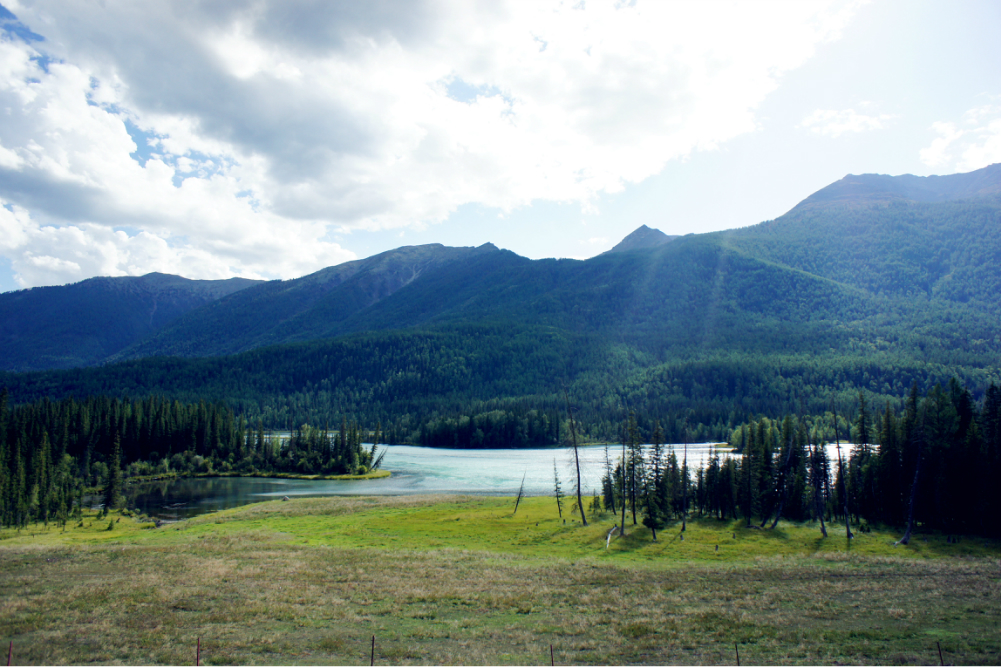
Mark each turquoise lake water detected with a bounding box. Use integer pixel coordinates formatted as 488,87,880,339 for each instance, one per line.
125,442,732,519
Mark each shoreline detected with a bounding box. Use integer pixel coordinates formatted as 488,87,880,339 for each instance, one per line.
100,467,393,491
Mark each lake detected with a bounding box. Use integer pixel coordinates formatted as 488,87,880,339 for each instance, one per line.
125,442,733,520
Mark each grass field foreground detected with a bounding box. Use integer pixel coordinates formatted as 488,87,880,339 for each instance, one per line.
1,495,999,665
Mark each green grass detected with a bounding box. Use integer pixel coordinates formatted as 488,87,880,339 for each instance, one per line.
1,496,999,665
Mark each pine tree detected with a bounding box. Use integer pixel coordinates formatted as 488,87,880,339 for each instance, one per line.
36,431,51,525
0,388,8,526
642,424,668,541
832,404,853,539
680,419,689,532
13,430,27,529
627,412,640,526
877,402,902,523
601,444,617,513
809,432,828,537
856,391,870,449
766,415,797,529
104,432,123,512
978,384,1000,537
739,424,755,527
755,419,772,524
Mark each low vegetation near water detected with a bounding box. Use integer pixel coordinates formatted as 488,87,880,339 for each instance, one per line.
1,495,998,665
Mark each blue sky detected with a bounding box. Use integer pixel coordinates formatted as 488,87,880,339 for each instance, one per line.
0,0,998,291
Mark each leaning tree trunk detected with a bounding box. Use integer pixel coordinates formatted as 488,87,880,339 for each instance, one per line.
563,388,587,527
765,430,797,528
513,472,526,516
815,484,828,537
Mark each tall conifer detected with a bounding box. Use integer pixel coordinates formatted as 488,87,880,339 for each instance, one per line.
104,432,123,512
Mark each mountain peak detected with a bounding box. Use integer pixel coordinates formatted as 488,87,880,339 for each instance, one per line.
604,225,677,254
792,163,1001,212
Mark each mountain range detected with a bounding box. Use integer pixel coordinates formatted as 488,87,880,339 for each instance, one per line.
1,164,998,436
0,273,261,371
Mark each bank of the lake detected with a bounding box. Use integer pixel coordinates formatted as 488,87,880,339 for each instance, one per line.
119,443,734,520
1,495,998,665
89,470,392,521
125,469,391,485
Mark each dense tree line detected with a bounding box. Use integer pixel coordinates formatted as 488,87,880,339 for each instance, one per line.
0,390,380,528
600,381,999,539
419,409,561,448
0,389,81,530
838,380,1000,537
2,323,994,450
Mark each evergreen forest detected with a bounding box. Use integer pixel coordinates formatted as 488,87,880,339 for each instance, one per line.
598,380,999,539
0,389,382,529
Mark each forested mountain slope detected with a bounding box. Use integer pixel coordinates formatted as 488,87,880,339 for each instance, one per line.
0,273,261,372
791,163,999,210
99,164,999,366
111,243,501,360
724,163,1000,308
0,165,997,439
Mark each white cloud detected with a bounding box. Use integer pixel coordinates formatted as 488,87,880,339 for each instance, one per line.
0,31,353,287
0,199,349,287
0,0,863,287
920,102,1001,171
799,108,896,138
919,121,965,168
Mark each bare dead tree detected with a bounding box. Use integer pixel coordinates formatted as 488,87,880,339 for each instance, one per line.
513,471,526,516
552,458,564,519
563,387,587,527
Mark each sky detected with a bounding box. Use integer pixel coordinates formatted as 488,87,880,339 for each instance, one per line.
0,0,998,292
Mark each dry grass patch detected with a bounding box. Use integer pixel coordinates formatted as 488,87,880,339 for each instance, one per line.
0,495,998,665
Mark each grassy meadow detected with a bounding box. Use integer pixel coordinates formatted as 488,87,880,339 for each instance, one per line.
1,495,999,665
